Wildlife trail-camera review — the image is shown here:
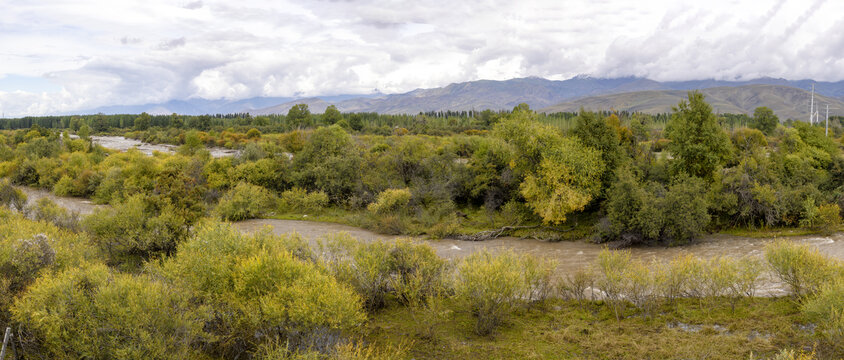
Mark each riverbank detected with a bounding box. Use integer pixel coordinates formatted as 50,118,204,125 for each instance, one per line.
9,184,844,358
360,297,823,360
16,185,844,270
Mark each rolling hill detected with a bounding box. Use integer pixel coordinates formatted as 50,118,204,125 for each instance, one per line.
69,76,844,116
540,84,844,120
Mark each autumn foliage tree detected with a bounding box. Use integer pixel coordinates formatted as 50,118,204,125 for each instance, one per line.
493,106,604,224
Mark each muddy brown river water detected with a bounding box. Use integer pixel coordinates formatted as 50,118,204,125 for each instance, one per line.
20,186,844,295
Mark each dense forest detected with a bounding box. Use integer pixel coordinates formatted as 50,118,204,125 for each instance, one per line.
0,92,842,359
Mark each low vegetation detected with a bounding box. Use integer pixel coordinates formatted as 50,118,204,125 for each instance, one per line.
0,95,842,358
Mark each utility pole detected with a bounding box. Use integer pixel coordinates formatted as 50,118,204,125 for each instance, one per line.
809,84,815,124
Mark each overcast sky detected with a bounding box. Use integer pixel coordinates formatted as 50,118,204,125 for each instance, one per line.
1,0,842,116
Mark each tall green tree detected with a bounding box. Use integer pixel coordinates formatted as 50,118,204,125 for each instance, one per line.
665,92,732,179
323,105,342,125
293,125,362,203
752,106,779,135
133,112,151,131
91,114,109,132
572,109,625,193
287,104,312,128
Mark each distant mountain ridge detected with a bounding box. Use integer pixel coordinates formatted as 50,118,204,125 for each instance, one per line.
72,76,844,116
540,84,844,120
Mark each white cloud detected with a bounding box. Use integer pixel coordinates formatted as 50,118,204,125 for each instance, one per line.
0,0,842,116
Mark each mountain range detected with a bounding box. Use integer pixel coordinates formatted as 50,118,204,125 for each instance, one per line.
78,76,844,119
541,84,844,120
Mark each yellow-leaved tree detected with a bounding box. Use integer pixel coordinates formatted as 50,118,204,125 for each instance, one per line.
494,104,604,224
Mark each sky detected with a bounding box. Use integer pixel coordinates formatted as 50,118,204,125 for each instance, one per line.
0,0,842,117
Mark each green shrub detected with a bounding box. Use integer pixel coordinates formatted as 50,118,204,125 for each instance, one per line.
454,249,535,335
162,222,364,357
31,197,80,231
764,240,839,297
601,173,709,245
231,158,286,190
83,195,189,265
559,268,595,303
12,263,209,359
246,128,262,139
802,276,844,345
216,182,277,221
427,219,459,239
653,254,699,302
280,187,330,213
800,203,842,234
369,214,407,235
595,249,633,320
0,211,99,325
731,127,768,152
387,238,448,306
321,236,393,311
0,178,27,211
660,175,710,244
319,235,447,312
367,188,412,215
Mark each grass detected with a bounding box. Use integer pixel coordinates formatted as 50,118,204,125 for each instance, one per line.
265,205,600,242
718,226,841,238
358,297,835,360
265,204,842,247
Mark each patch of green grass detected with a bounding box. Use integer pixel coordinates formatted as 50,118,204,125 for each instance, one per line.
268,205,839,245
718,226,835,238
359,297,834,360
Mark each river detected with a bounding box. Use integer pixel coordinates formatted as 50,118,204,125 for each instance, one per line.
19,186,844,295
76,135,240,158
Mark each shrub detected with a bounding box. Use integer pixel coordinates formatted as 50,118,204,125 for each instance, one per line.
601,173,709,245
162,222,364,357
624,258,657,316
427,220,459,239
216,182,277,221
559,268,595,303
802,276,844,344
246,128,262,139
0,211,99,325
660,175,710,244
319,235,446,311
454,249,533,335
369,214,407,235
280,187,330,213
764,240,839,297
731,127,768,152
83,195,189,265
804,203,842,234
387,239,448,306
732,256,764,299
521,255,557,304
321,236,393,311
0,233,55,302
653,254,699,302
31,197,80,231
595,249,632,320
12,263,209,359
231,158,286,191
367,188,412,215
0,178,27,211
